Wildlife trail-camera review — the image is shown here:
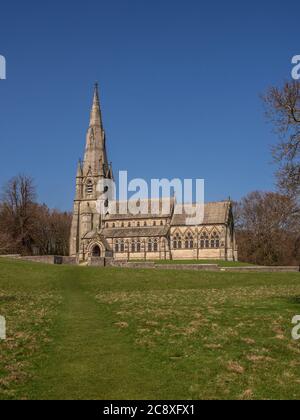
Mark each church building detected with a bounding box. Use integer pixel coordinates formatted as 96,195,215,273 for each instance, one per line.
70,85,237,263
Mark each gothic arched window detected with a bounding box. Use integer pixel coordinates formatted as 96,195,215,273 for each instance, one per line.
185,232,194,249
178,236,182,249
148,239,153,252
115,241,119,253
120,240,125,252
131,240,136,253
200,232,209,248
153,239,158,252
173,233,182,249
211,231,220,248
137,240,141,252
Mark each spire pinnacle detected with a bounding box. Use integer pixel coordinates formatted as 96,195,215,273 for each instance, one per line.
89,82,103,128
76,159,83,177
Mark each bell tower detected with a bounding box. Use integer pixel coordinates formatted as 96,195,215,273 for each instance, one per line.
69,84,113,259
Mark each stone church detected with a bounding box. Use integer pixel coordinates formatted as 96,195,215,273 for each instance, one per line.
70,85,237,263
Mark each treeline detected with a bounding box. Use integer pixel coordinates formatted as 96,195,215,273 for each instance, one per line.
235,80,300,266
0,175,71,256
234,191,300,266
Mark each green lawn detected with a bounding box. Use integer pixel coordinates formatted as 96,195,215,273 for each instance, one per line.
0,258,300,400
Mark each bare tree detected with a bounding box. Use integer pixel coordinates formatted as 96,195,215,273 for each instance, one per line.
31,206,72,256
48,210,72,256
0,175,36,254
263,81,300,197
235,191,300,265
0,175,71,256
0,231,15,254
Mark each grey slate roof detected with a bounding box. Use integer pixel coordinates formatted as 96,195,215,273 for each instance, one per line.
101,226,169,238
101,200,230,233
104,198,175,220
171,201,231,226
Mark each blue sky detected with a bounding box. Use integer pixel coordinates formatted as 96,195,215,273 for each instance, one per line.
0,0,299,210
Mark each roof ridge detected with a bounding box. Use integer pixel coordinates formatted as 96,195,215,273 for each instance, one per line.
110,197,175,203
174,200,230,206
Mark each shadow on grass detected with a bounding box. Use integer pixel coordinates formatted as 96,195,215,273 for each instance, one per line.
287,296,300,305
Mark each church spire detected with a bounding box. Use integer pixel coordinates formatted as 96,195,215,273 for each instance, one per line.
82,84,112,179
89,82,103,128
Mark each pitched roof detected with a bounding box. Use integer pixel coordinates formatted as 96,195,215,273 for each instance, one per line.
101,226,169,238
171,201,231,226
105,198,175,220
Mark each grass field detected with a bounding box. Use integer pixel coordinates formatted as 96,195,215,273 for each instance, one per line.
0,258,300,400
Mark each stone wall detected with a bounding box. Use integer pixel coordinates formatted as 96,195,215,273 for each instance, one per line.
19,256,57,264
15,256,77,265
89,257,105,267
155,264,219,271
62,256,77,265
221,266,300,273
104,260,300,273
3,254,299,273
0,254,21,258
105,260,156,269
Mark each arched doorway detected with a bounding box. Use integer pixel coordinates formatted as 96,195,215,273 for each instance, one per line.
92,245,101,258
